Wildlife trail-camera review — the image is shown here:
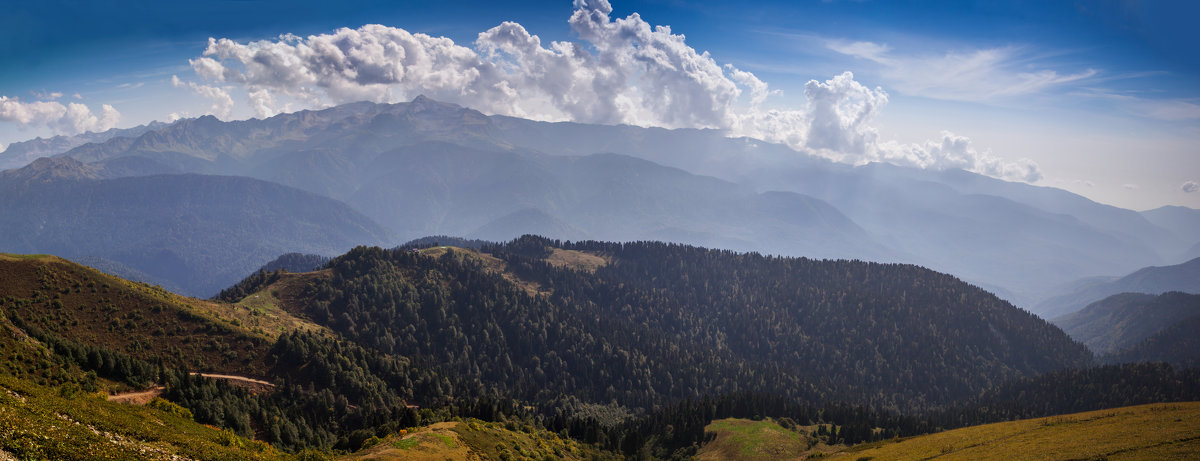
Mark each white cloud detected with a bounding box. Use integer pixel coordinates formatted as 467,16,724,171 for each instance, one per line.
878,132,1042,182
0,95,121,135
31,90,63,100
1122,183,1138,190
172,75,233,119
182,0,1041,183
798,71,886,161
826,39,1097,102
1183,181,1199,193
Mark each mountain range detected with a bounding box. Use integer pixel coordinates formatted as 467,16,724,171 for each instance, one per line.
1037,256,1200,319
1,96,1196,308
0,157,389,295
7,239,1199,457
1053,291,1200,355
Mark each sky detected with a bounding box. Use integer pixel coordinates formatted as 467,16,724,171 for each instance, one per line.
1,0,1197,210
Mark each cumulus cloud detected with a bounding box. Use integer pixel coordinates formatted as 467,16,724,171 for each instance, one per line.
798,71,887,161
181,0,1041,183
0,95,120,135
1183,181,1199,193
878,132,1042,182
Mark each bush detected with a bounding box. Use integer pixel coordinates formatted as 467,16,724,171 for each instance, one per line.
147,397,194,420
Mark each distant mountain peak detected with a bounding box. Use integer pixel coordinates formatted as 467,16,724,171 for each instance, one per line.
402,95,474,117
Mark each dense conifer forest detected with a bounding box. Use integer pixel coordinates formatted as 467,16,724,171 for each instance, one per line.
1,240,1197,457
296,236,1091,413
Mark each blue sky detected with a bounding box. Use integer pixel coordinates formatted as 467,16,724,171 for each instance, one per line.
1,0,1197,209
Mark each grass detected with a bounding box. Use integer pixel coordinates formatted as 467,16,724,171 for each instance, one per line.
342,419,619,460
226,273,329,338
0,374,287,460
0,253,275,378
823,402,1200,461
0,253,54,261
418,246,549,296
545,248,608,273
697,418,811,460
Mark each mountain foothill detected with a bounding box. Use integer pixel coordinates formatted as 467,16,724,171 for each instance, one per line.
1,96,1199,458
3,238,1197,457
0,96,1194,312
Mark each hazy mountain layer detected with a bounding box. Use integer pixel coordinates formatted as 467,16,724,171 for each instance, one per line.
28,96,1192,306
1038,257,1200,319
1052,291,1200,354
0,122,165,170
0,159,390,296
1141,205,1200,261
1104,311,1200,368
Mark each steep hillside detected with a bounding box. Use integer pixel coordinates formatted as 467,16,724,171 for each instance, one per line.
0,253,454,452
1039,257,1200,319
258,236,1091,412
0,374,287,460
1105,314,1200,368
0,160,391,296
934,363,1200,427
0,253,273,377
825,402,1200,461
1053,291,1200,354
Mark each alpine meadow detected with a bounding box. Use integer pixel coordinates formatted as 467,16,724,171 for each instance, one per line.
1,1,1198,459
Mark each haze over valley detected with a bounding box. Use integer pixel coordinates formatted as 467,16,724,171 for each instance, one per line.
1,1,1198,459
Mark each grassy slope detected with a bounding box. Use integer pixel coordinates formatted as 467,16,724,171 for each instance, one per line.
828,402,1200,461
228,271,331,338
0,253,276,377
341,419,618,460
258,246,611,316
0,374,287,460
697,418,814,461
545,248,608,273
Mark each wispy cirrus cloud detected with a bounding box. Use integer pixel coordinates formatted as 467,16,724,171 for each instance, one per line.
1074,88,1200,122
825,39,1097,102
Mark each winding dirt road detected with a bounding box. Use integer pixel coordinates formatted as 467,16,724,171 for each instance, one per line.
107,386,164,405
107,373,275,405
192,373,273,387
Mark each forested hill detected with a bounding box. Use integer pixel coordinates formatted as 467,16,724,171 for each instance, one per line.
264,236,1092,412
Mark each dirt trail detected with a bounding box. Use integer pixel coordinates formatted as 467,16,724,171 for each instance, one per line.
192,373,273,387
107,373,274,406
107,386,164,405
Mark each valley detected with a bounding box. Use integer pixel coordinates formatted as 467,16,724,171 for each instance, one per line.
2,1,1197,459
2,97,1195,310
1,240,1197,459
